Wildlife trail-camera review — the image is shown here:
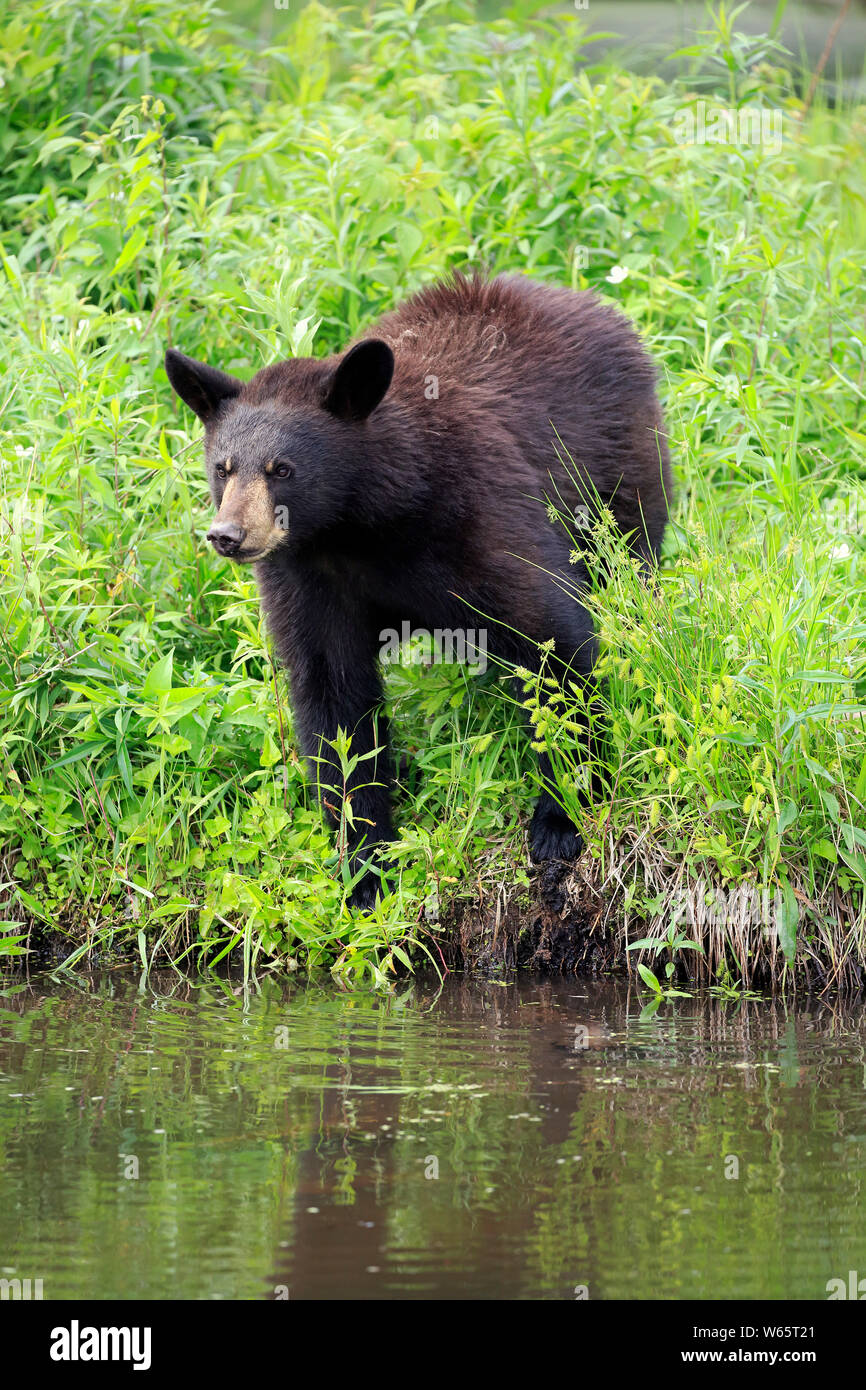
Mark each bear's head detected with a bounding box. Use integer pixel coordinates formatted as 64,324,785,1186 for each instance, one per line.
164,340,394,563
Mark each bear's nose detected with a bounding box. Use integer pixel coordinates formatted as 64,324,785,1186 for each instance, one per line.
207,521,246,557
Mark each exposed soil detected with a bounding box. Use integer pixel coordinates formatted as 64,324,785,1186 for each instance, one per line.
440,858,623,976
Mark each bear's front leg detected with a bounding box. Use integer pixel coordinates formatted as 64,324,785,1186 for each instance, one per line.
288,633,393,908
529,754,584,863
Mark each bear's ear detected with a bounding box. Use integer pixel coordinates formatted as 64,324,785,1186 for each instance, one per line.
164,348,243,425
323,340,394,421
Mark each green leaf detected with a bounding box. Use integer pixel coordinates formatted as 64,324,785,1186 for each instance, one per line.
142,651,174,699
776,881,798,963
260,730,281,768
116,736,134,796
838,846,866,886
0,933,30,956
111,225,148,276
813,839,838,863
395,223,423,263
777,800,797,834
637,962,661,993
204,816,231,839
45,737,112,772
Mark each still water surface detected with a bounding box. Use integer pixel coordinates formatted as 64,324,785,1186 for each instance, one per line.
1,972,865,1300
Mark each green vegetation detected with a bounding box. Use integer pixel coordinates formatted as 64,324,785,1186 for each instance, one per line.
1,0,864,985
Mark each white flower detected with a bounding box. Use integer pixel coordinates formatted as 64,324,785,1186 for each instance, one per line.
832,543,851,560
606,265,629,285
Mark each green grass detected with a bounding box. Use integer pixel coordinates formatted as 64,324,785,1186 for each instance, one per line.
1,0,864,986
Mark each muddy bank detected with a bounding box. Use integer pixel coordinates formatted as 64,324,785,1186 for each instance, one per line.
440,859,622,976
438,853,865,993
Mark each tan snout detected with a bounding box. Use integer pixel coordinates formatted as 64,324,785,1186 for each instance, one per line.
207,475,287,562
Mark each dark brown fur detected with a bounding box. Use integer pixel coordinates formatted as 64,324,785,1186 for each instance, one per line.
164,273,672,906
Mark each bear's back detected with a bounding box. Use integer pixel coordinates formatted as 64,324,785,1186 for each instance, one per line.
367,273,653,401
365,273,670,553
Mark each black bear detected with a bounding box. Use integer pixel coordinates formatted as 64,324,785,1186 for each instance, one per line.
165,273,671,906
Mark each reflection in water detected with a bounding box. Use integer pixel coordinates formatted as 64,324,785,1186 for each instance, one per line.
0,972,865,1300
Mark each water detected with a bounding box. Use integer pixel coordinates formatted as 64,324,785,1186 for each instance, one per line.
1,972,865,1300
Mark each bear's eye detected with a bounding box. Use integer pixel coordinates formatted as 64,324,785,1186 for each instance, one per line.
273,461,293,479
215,463,227,479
